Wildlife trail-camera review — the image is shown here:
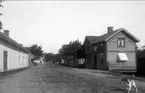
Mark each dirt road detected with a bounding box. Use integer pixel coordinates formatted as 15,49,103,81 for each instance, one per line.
0,63,144,93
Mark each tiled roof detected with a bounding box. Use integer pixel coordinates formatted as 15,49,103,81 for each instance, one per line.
0,31,29,53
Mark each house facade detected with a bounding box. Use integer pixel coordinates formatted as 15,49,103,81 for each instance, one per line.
83,27,139,72
0,30,34,72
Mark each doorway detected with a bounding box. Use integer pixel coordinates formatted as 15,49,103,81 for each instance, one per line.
3,51,8,71
94,54,97,69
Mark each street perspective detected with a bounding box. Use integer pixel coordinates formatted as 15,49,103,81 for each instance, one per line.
0,0,145,93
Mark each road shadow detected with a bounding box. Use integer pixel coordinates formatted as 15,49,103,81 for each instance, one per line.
0,67,29,80
109,87,126,92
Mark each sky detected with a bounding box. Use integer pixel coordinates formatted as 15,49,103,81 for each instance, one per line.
0,1,145,53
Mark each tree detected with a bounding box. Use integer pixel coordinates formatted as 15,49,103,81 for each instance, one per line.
58,39,86,66
44,53,54,62
0,0,4,30
44,53,61,63
75,45,86,59
29,44,43,57
68,40,82,55
59,39,82,58
0,21,3,30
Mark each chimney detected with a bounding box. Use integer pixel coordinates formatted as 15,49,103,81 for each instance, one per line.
3,30,9,37
107,26,113,33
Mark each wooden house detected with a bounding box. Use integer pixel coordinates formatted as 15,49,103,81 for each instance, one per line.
0,30,34,72
83,27,140,72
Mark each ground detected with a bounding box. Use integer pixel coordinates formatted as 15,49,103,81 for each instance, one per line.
0,63,145,93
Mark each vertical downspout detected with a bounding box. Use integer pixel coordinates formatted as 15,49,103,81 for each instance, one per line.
106,42,109,70
135,44,137,73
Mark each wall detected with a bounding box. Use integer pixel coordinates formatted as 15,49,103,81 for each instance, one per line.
93,42,108,70
83,38,93,68
0,38,30,72
107,31,136,71
107,52,136,70
83,38,92,54
107,32,136,51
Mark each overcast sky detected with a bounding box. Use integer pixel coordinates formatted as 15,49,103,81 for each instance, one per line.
0,1,145,53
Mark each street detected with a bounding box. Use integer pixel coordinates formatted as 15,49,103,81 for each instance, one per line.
0,63,145,93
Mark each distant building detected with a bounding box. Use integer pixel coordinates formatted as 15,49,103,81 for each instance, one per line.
0,30,34,72
33,57,44,64
83,27,140,72
60,55,78,67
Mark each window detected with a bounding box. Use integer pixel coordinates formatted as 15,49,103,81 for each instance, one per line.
117,38,125,47
94,46,97,51
19,56,21,65
117,53,128,62
23,56,24,65
100,53,104,59
100,53,104,64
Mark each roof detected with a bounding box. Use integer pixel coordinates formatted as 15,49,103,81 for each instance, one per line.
86,36,100,44
23,47,36,57
29,52,35,57
92,30,117,44
0,30,29,53
85,28,140,44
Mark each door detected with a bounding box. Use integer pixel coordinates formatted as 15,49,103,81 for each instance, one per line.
3,51,8,71
94,54,97,69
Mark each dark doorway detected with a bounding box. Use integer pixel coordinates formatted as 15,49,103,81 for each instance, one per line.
94,54,97,68
3,51,8,71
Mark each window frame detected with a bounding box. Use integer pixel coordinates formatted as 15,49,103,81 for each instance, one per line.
23,56,25,65
100,53,104,64
94,46,98,51
117,38,125,48
19,55,21,65
117,52,128,63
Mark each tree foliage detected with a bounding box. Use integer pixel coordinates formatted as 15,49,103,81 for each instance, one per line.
59,39,85,59
29,44,43,57
0,0,4,30
75,46,86,59
44,53,61,62
0,21,3,30
137,48,145,59
59,40,81,56
0,0,3,8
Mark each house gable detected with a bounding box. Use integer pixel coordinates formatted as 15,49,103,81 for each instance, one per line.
105,28,140,43
83,37,92,54
107,31,136,52
91,28,139,45
106,31,137,71
106,29,139,71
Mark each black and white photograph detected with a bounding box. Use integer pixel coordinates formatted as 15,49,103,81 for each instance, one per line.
0,0,145,93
